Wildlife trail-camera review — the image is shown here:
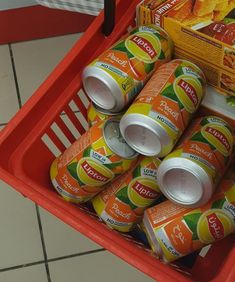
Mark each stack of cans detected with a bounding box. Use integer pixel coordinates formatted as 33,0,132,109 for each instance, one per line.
50,23,235,263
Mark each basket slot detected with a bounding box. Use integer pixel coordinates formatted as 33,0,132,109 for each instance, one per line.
46,127,67,153
41,133,61,157
198,244,211,258
75,111,89,132
51,122,72,148
68,99,88,132
74,89,90,119
56,116,78,144
63,104,86,135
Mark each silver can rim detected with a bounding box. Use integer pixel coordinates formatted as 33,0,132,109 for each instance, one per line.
120,113,171,157
82,66,125,112
103,117,139,159
157,157,214,208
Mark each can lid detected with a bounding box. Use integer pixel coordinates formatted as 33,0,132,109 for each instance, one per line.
120,114,171,157
82,66,124,112
157,157,214,208
103,118,138,159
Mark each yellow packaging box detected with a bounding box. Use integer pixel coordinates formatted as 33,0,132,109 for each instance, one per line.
174,47,235,97
137,0,235,97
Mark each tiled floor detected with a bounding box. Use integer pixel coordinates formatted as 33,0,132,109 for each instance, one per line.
0,34,154,281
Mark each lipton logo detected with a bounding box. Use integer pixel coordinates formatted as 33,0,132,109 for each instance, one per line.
81,161,109,182
207,213,224,240
130,35,157,59
178,79,198,107
132,181,158,199
205,127,231,152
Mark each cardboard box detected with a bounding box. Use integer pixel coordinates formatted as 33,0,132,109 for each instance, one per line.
174,47,235,96
137,0,235,97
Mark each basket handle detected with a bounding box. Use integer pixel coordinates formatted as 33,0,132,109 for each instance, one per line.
102,0,116,36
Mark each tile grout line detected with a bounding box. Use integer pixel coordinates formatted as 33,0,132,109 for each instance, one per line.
0,249,106,273
48,248,105,263
0,260,45,273
35,205,52,282
8,44,22,109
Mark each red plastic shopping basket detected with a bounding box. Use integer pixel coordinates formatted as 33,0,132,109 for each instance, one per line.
0,0,234,281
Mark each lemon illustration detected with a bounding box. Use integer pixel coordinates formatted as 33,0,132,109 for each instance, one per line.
128,177,160,207
141,156,161,171
125,32,161,63
50,158,58,180
197,209,235,244
174,75,203,113
92,137,112,156
201,124,233,157
77,157,114,186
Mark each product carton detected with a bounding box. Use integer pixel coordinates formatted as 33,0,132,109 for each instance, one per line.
174,47,235,96
137,0,235,97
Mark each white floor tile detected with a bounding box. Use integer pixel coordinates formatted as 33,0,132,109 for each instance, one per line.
0,45,19,123
0,180,44,268
49,251,154,282
0,264,48,282
39,208,100,259
11,34,82,105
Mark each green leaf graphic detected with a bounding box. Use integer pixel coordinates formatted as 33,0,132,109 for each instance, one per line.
145,62,155,74
174,66,184,77
212,199,226,209
127,51,134,59
133,165,141,178
113,41,126,52
154,32,165,41
67,162,78,180
116,187,137,210
161,84,177,101
67,162,84,186
158,49,165,60
83,146,91,158
200,117,209,126
183,212,202,240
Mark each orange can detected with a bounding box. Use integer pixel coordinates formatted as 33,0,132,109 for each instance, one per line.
92,155,163,232
157,116,234,208
120,59,206,157
143,173,235,263
87,103,124,127
50,118,138,203
82,25,173,112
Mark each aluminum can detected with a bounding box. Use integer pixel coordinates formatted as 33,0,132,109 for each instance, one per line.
92,155,163,232
142,170,235,263
157,116,234,208
87,103,124,127
50,118,139,203
120,59,206,157
82,25,173,112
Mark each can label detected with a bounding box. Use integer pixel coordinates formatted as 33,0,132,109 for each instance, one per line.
89,25,172,107
165,116,234,185
50,120,138,203
143,179,235,262
123,59,206,156
87,103,123,127
92,156,162,232
87,103,108,127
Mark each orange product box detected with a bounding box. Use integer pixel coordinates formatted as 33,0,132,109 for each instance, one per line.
137,0,235,97
174,47,235,97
